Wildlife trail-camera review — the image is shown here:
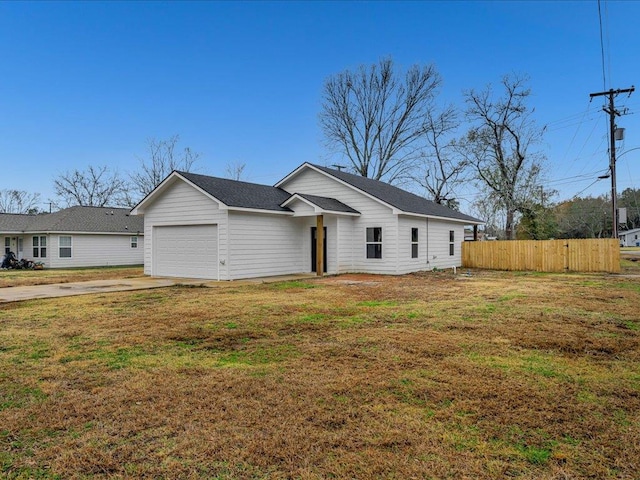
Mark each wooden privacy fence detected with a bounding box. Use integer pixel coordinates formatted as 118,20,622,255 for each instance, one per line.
462,239,620,273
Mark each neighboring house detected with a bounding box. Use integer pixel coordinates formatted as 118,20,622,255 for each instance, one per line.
131,163,483,280
619,228,640,247
0,206,144,268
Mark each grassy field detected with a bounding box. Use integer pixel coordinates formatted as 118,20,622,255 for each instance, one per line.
1,269,639,479
0,266,144,288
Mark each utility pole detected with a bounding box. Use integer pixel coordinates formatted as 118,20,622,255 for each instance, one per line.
589,86,635,239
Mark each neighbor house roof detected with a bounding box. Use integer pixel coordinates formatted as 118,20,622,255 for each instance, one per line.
278,163,484,224
0,206,143,234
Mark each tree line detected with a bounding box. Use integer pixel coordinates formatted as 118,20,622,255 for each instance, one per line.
0,135,199,214
515,188,640,240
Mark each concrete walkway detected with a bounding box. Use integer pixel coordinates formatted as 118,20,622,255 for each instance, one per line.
0,274,317,303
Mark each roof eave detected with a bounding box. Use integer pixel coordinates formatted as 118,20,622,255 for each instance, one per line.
227,206,293,216
281,193,360,217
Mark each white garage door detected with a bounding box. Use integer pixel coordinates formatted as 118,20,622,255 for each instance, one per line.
154,225,218,279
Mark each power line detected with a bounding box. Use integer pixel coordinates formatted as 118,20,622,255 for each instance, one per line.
597,0,608,90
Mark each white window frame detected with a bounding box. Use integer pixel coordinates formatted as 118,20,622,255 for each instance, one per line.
366,227,382,259
130,235,138,248
4,237,10,255
411,228,419,259
59,236,72,258
32,236,47,258
449,230,455,256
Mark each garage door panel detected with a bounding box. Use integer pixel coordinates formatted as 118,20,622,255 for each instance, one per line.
155,225,218,279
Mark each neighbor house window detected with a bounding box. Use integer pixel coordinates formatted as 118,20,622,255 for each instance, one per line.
59,236,72,258
449,230,455,256
4,237,10,255
130,236,138,248
366,227,382,259
32,236,47,258
411,228,419,258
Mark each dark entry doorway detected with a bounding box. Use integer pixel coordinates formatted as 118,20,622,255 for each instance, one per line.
311,226,327,273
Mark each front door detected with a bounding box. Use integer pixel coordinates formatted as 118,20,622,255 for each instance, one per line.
311,226,327,273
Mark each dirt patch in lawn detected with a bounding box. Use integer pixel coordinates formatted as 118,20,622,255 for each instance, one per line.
1,269,639,478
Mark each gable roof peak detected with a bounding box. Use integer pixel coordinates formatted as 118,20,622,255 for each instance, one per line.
285,163,483,224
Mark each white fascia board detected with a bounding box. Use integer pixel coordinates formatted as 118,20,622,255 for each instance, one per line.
227,206,293,216
130,172,227,215
399,212,484,225
274,163,312,188
321,210,360,217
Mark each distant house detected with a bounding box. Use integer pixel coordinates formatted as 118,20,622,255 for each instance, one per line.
131,163,483,280
619,228,640,247
0,206,144,268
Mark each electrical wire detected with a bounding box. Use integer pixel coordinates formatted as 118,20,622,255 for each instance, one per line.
597,0,608,90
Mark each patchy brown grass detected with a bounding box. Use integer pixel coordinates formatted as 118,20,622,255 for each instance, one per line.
620,248,640,274
0,266,144,288
1,270,639,479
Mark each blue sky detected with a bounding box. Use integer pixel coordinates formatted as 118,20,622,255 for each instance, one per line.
1,0,638,214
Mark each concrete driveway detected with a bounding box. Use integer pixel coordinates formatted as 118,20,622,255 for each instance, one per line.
0,274,316,303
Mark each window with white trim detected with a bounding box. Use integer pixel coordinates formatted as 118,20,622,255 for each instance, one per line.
130,236,138,248
4,237,10,255
59,236,72,258
33,236,47,258
449,230,455,256
411,228,419,258
366,227,382,259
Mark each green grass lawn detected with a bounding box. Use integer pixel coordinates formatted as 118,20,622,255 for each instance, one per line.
1,270,639,479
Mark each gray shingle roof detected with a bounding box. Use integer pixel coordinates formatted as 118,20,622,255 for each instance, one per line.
178,171,292,212
309,164,483,223
293,193,360,214
0,214,33,232
0,206,143,234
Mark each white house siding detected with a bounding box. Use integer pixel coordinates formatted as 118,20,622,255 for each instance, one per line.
281,169,399,274
227,211,305,280
141,179,228,279
426,218,465,269
47,234,144,268
335,216,355,273
396,216,430,274
620,228,640,247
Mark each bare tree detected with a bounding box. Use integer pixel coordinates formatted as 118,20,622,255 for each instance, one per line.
462,74,546,239
0,190,41,214
53,165,129,207
130,135,199,200
225,161,246,181
320,57,441,184
415,105,469,209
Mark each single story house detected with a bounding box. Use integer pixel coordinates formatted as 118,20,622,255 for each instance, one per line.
131,163,483,280
619,227,640,247
1,206,144,268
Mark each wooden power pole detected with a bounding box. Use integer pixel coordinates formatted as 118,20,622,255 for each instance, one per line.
589,86,635,240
